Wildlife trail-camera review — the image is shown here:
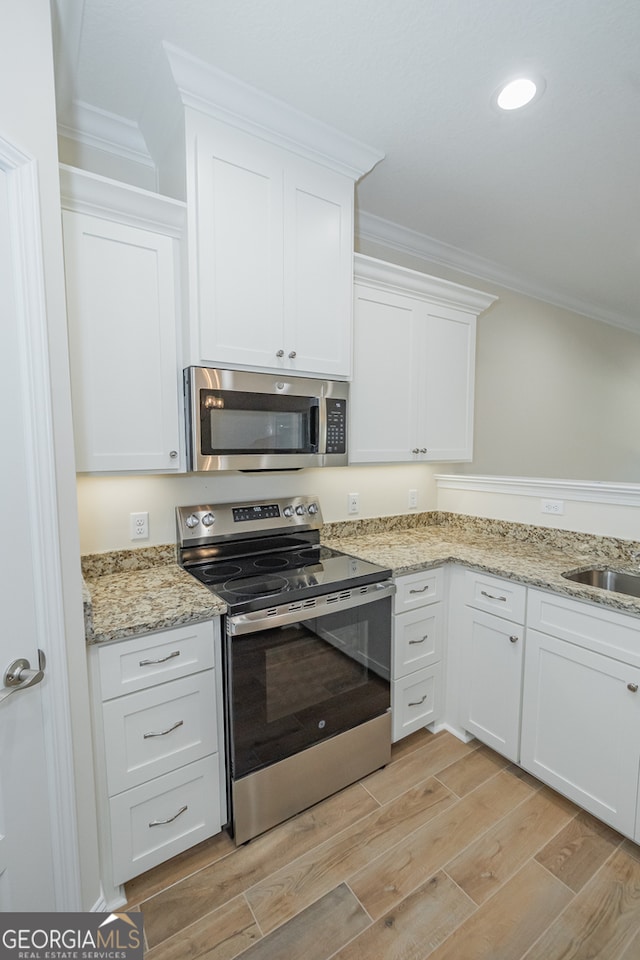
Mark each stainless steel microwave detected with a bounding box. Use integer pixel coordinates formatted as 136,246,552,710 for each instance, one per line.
184,367,348,471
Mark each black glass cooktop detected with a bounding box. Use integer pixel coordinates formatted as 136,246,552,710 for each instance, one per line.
186,544,392,614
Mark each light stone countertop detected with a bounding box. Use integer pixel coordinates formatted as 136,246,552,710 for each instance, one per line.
82,513,640,644
83,562,226,644
323,513,640,618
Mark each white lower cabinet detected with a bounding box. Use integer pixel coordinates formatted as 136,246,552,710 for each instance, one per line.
88,620,226,904
391,568,444,741
521,589,640,838
460,572,526,762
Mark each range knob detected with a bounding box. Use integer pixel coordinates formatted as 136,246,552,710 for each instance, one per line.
201,512,215,527
307,502,318,515
295,505,306,516
283,505,294,518
185,514,199,529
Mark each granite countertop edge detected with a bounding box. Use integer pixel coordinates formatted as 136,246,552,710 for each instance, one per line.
82,512,640,644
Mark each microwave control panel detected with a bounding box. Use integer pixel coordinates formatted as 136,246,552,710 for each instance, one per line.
326,398,346,454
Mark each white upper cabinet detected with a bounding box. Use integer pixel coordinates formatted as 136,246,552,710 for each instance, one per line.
154,50,383,379
60,166,185,473
350,255,497,463
190,119,354,377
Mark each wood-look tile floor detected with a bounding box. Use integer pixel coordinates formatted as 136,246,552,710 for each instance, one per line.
125,730,640,959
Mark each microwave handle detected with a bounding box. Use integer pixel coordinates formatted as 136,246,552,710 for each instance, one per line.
310,400,320,452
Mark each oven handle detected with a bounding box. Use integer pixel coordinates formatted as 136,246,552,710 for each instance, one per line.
227,580,396,635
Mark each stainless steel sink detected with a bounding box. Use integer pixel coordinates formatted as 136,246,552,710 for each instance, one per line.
562,567,640,598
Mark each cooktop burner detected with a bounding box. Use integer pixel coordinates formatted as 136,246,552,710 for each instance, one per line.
177,496,392,614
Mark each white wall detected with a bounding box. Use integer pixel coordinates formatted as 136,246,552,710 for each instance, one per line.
77,463,441,553
436,475,640,541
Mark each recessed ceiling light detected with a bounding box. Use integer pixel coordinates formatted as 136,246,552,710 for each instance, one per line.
495,76,543,111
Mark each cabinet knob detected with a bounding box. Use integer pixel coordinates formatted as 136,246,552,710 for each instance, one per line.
412,448,419,454
628,683,638,693
169,450,178,459
288,350,297,359
420,448,427,454
276,349,285,358
509,635,519,643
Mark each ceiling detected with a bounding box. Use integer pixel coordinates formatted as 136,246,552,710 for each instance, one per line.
52,0,640,331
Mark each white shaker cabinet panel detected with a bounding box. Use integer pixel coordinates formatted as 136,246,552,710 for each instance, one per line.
422,303,476,461
283,158,353,377
61,169,184,474
189,117,353,378
521,627,640,837
193,123,284,371
391,568,444,742
351,284,420,462
460,606,524,762
350,255,496,464
392,664,442,741
88,619,225,904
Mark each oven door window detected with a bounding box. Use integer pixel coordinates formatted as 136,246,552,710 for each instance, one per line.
228,596,391,779
200,389,319,455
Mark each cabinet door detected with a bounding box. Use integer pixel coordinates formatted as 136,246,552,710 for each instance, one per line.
283,158,353,377
461,607,524,761
194,121,285,369
422,304,476,461
350,284,419,462
63,211,181,472
521,629,640,837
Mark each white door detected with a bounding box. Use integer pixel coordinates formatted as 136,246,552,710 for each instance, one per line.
0,154,69,908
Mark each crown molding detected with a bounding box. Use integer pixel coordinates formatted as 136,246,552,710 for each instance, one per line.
58,100,155,169
354,253,497,315
435,474,640,508
162,42,384,181
59,164,185,236
357,210,640,334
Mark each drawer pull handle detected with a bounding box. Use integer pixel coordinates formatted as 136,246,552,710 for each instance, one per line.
408,694,427,707
143,719,184,739
409,635,428,645
149,804,188,827
409,585,430,595
628,683,639,693
480,590,507,602
139,650,181,666
509,635,519,643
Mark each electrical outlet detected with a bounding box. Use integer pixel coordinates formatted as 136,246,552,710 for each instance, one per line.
541,499,565,515
408,488,418,508
130,511,149,539
348,492,359,515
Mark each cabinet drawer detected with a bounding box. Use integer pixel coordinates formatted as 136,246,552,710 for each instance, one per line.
464,571,526,623
392,664,442,742
394,568,442,613
97,621,215,700
109,755,221,885
393,604,443,678
102,671,218,795
527,588,640,665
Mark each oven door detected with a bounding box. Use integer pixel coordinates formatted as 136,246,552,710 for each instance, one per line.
225,583,393,781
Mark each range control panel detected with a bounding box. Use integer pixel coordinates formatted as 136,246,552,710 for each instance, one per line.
176,495,323,544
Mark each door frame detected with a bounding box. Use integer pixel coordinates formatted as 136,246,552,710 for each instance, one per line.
2,133,81,908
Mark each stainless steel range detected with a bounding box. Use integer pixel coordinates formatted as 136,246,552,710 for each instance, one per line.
177,495,394,844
